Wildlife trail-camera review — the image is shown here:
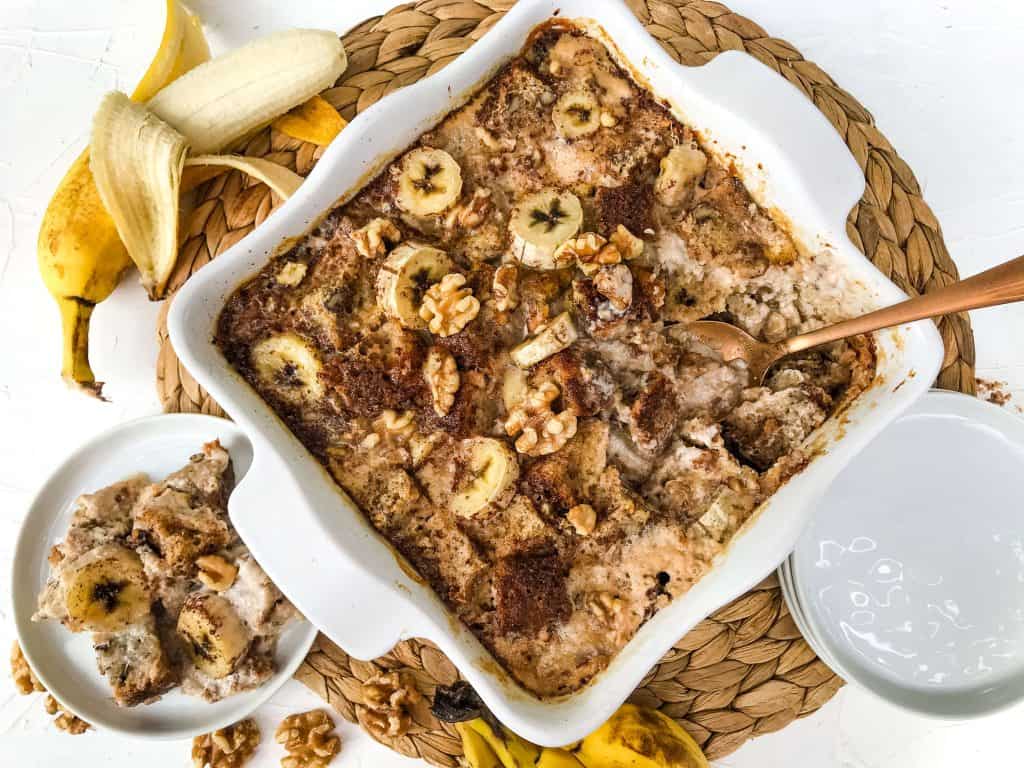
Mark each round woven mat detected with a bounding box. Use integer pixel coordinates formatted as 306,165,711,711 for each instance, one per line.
156,1,976,763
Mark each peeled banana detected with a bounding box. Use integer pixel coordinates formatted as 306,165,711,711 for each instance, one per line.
509,189,583,269
147,29,347,155
177,593,250,679
250,332,324,402
395,148,463,215
376,243,453,328
64,545,151,632
37,0,210,396
451,438,519,518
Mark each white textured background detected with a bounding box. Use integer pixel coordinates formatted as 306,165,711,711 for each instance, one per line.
2,1,1023,766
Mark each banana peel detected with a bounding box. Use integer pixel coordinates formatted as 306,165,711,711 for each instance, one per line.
537,749,585,768
273,94,348,146
463,718,540,768
456,723,504,768
37,0,209,397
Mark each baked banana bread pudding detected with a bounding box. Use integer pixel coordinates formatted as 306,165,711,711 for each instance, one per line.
34,442,297,705
216,26,874,697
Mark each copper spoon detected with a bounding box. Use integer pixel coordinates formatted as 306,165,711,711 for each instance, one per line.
686,254,1024,384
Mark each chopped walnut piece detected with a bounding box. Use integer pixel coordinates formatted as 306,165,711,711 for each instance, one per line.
193,719,261,768
276,710,341,768
374,409,416,438
419,273,481,336
11,642,44,695
360,671,423,739
44,695,90,735
352,218,401,259
593,263,633,313
504,381,579,456
424,346,460,416
196,554,238,591
444,188,494,231
608,224,644,260
566,503,597,536
492,263,520,312
554,232,610,275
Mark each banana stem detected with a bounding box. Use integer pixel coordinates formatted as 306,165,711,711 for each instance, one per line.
58,297,105,399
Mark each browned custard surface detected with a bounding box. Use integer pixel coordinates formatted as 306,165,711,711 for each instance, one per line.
216,27,874,697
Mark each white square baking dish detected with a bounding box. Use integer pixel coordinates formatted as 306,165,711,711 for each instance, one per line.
169,0,943,746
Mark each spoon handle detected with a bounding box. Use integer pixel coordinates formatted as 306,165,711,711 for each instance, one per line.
782,253,1024,356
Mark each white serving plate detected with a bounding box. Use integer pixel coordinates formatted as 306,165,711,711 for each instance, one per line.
789,391,1024,718
10,414,318,740
168,0,944,745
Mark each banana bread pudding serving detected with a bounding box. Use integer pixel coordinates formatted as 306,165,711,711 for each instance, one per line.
216,25,874,698
34,442,297,705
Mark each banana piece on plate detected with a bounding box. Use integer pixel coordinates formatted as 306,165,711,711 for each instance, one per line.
64,545,151,632
510,312,578,368
552,90,601,139
576,703,708,768
509,189,583,270
376,242,453,328
250,332,324,401
396,147,463,216
451,438,520,518
654,143,708,208
177,593,251,679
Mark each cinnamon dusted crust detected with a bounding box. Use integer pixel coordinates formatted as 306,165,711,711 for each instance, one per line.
216,26,875,698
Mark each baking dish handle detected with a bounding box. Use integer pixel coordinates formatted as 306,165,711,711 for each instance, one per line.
227,446,426,660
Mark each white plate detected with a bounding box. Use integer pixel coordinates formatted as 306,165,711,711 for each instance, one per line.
11,414,318,740
791,391,1024,718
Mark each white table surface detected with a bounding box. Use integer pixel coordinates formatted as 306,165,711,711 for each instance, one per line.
2,1,1023,765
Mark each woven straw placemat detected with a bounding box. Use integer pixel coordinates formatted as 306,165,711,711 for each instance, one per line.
156,1,976,763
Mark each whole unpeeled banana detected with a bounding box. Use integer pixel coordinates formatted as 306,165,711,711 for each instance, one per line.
36,0,210,397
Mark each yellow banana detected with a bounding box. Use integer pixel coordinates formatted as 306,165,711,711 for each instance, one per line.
456,723,504,768
460,718,541,768
37,0,209,397
576,704,708,768
537,748,585,768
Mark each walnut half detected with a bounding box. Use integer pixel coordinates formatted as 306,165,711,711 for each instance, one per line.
196,554,238,591
424,346,460,416
419,273,481,337
504,381,578,456
192,718,260,768
352,218,401,259
44,695,90,735
360,671,422,740
11,642,44,695
276,709,341,768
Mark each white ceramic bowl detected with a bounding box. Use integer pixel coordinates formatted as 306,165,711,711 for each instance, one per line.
788,391,1024,719
11,414,318,739
168,0,943,745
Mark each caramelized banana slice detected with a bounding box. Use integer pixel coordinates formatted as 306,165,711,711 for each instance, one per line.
509,189,583,270
396,148,463,215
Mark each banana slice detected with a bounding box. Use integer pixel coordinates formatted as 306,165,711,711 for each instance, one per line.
65,545,150,632
552,90,601,139
376,242,453,329
396,147,463,216
250,332,324,401
510,312,578,368
509,189,583,269
177,593,251,679
655,143,708,208
501,365,529,412
451,438,519,518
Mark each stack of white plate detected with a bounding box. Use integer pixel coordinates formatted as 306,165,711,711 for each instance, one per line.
779,390,1024,718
